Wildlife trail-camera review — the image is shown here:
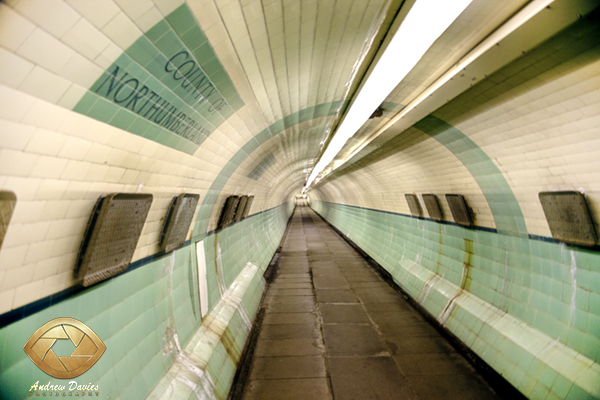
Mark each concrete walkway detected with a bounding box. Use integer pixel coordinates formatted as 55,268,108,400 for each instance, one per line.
239,205,502,399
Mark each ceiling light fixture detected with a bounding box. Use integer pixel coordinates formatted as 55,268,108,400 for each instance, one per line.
303,0,474,191
339,0,555,165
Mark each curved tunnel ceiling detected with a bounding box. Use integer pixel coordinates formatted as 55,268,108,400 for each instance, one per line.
0,0,598,310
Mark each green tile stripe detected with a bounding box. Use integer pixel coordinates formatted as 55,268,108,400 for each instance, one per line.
73,4,244,155
414,115,528,236
193,101,346,237
148,261,265,399
0,203,291,400
310,200,600,399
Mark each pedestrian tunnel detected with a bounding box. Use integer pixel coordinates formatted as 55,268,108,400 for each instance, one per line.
0,1,599,399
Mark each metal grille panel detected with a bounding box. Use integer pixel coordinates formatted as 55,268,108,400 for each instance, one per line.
218,196,240,230
234,196,249,223
539,191,597,246
161,193,200,253
446,194,472,227
75,193,153,286
0,191,16,251
243,196,254,218
405,194,422,217
423,194,443,221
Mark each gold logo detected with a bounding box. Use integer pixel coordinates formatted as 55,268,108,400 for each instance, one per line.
24,318,106,379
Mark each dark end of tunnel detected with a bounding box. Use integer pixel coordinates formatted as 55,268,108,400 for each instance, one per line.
310,208,528,400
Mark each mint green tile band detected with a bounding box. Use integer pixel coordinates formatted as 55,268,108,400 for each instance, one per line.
310,200,600,400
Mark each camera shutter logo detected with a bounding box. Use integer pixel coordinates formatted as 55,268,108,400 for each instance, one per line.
24,318,106,379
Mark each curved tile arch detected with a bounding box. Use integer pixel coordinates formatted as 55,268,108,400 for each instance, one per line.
415,115,528,236
193,101,347,237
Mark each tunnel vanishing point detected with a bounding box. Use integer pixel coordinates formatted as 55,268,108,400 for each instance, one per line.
0,0,599,399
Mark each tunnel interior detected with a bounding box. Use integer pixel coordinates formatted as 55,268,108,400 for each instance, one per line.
0,0,599,399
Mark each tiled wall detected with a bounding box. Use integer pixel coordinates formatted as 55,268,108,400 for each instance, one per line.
311,200,600,399
308,13,600,400
0,202,292,399
0,0,386,312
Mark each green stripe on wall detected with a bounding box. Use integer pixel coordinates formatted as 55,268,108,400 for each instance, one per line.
415,115,528,236
193,101,345,236
73,4,244,155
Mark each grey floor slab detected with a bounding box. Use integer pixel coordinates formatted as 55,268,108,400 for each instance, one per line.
254,338,324,357
249,356,327,379
239,206,503,400
323,324,389,356
242,378,332,400
258,323,321,340
328,356,417,400
315,289,359,303
319,304,370,324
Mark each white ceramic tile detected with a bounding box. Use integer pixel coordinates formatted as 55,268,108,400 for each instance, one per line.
94,42,123,69
33,256,61,280
17,28,75,74
0,118,36,151
57,136,93,160
60,160,92,181
0,149,38,177
66,0,120,29
39,199,71,221
0,288,15,313
105,166,126,183
135,6,163,32
59,52,104,88
62,18,111,60
30,156,69,179
101,11,143,50
21,98,69,130
16,0,81,38
0,48,35,89
18,66,72,103
24,239,57,264
153,0,184,17
115,0,154,21
0,84,35,122
0,244,28,271
57,84,87,109
36,179,70,201
38,271,73,300
0,3,36,51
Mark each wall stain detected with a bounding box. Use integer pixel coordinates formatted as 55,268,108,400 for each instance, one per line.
462,239,473,291
221,326,241,363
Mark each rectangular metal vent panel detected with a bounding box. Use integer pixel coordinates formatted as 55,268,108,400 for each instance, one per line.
405,194,422,217
0,191,16,251
161,193,200,253
539,191,597,246
218,196,240,230
242,196,254,218
234,196,249,223
422,194,443,221
75,193,153,287
446,194,473,227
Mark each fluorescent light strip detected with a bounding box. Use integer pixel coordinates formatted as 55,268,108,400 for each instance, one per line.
304,0,473,190
312,0,555,185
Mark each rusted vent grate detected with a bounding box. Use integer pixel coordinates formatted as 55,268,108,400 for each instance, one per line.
446,194,473,227
243,196,254,218
0,191,16,251
405,194,422,217
539,191,597,246
217,195,240,230
75,193,153,287
423,194,443,221
161,193,200,253
234,196,249,223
